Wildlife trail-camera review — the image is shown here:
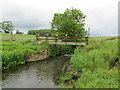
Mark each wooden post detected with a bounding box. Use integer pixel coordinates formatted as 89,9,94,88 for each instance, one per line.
11,33,13,41
36,33,39,42
46,34,48,42
76,34,77,45
88,27,90,36
13,34,15,41
86,37,89,45
65,34,67,45
85,28,90,45
55,34,58,44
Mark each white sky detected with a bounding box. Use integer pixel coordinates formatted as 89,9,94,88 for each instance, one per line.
0,0,119,36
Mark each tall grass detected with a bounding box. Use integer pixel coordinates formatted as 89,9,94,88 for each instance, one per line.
60,36,118,88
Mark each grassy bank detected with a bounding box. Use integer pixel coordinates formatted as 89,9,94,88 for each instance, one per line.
2,40,49,70
60,36,119,88
0,33,39,69
1,33,75,70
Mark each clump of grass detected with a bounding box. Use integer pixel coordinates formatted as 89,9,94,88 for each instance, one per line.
2,50,25,70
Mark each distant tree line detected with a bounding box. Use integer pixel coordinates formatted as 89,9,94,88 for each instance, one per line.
16,30,24,34
27,29,52,36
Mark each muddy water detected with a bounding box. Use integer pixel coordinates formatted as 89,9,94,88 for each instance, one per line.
2,56,70,88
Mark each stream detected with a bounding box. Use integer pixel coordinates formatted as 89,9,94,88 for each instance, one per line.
2,56,70,88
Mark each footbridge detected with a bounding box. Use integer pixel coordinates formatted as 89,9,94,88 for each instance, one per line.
36,34,89,45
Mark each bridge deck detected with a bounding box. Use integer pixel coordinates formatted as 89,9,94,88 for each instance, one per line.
38,41,86,45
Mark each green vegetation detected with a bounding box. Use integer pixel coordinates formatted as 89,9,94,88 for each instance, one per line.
1,33,48,69
60,36,118,88
2,39,49,70
1,32,119,88
1,21,14,33
27,29,52,35
16,30,24,34
51,8,87,37
49,45,75,57
1,33,75,70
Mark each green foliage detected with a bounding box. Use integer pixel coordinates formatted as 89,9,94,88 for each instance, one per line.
59,45,75,55
60,37,118,88
48,45,75,57
51,8,87,37
16,30,23,34
27,29,52,35
2,21,14,33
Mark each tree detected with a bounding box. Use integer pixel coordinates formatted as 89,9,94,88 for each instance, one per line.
51,8,87,37
2,21,14,33
16,30,23,34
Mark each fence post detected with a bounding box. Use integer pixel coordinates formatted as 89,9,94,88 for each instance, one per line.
13,34,15,41
86,37,89,45
54,34,57,44
65,34,67,45
36,33,39,42
46,34,48,42
11,33,13,41
76,34,77,45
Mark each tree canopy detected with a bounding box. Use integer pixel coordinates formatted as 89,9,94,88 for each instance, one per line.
2,21,14,33
51,8,87,36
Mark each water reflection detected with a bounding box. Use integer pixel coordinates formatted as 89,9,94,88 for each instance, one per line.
2,56,70,88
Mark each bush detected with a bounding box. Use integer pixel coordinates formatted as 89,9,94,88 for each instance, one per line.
48,45,75,57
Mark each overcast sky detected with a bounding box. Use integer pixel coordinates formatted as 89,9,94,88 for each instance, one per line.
0,0,119,36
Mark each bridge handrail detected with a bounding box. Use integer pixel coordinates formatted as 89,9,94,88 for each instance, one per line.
36,35,88,38
36,34,89,45
36,38,87,41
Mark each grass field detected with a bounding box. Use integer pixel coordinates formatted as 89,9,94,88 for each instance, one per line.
0,33,60,42
60,36,119,88
1,33,50,69
0,33,36,41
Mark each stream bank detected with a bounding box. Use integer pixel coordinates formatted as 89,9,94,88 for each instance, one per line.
2,41,76,70
26,44,76,62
